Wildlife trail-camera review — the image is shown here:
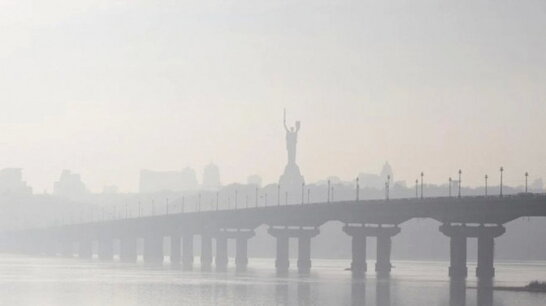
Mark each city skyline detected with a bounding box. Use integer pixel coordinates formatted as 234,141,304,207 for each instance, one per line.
1,1,545,193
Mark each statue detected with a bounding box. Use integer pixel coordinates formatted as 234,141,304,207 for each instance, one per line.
283,109,300,166
279,109,305,189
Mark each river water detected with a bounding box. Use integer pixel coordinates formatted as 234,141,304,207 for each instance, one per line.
0,255,545,306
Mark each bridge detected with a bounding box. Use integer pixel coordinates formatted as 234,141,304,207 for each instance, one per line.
2,193,546,279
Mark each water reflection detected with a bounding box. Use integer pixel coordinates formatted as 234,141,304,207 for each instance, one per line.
449,279,466,306
476,279,493,306
376,276,391,306
297,281,311,306
275,282,289,305
351,280,366,306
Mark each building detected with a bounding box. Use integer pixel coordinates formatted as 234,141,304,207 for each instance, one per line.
53,170,87,198
202,163,221,190
139,167,198,193
0,168,32,195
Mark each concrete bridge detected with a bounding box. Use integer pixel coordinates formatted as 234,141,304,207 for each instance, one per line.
3,194,546,279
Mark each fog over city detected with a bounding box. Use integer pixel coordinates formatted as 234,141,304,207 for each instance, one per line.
1,0,545,193
1,1,546,306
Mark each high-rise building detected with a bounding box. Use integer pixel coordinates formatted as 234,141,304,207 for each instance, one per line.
0,168,32,195
202,163,221,190
53,170,87,198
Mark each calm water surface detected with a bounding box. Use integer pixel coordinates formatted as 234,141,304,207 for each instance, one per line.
0,255,545,306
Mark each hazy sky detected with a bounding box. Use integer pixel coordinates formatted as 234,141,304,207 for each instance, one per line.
1,0,545,192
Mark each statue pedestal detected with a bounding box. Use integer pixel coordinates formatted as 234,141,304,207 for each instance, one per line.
279,163,305,189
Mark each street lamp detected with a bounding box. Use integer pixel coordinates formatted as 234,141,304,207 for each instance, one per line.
500,166,504,197
327,179,331,203
525,172,529,193
277,185,281,206
385,175,391,200
356,177,360,201
485,174,488,197
420,172,424,199
448,177,452,197
415,179,418,198
301,182,305,205
458,169,462,198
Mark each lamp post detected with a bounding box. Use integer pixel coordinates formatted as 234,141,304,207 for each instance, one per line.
415,179,418,198
458,170,462,198
277,185,281,206
484,174,487,196
356,177,360,201
500,166,504,197
301,182,305,205
420,172,424,199
327,179,331,203
449,177,452,197
386,175,390,200
331,186,335,202
525,172,529,193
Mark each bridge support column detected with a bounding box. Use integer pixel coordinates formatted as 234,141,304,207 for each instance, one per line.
200,234,213,271
120,237,137,263
343,225,400,276
440,224,505,279
98,239,113,261
269,230,289,273
143,235,163,264
440,224,468,278
78,240,93,259
376,229,398,275
297,235,312,274
170,235,181,266
342,225,368,276
235,231,255,272
182,234,194,270
215,236,228,271
269,227,320,274
476,235,495,279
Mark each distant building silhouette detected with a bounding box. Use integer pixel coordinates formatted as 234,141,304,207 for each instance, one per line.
358,162,395,189
102,185,119,194
139,167,198,193
247,175,262,187
0,168,32,195
53,170,87,198
202,163,221,190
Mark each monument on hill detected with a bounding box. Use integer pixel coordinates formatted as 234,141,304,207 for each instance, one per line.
279,109,305,188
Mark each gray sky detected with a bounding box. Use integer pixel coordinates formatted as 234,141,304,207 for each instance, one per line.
1,0,545,192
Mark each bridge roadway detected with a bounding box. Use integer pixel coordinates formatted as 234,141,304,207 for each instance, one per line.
3,194,546,278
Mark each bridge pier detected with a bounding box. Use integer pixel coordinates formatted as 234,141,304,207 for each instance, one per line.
98,239,113,261
182,234,194,270
200,234,213,271
215,236,228,271
343,225,400,276
440,224,505,279
143,235,163,264
268,227,319,274
120,237,138,263
234,231,254,272
78,240,93,259
170,235,181,266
